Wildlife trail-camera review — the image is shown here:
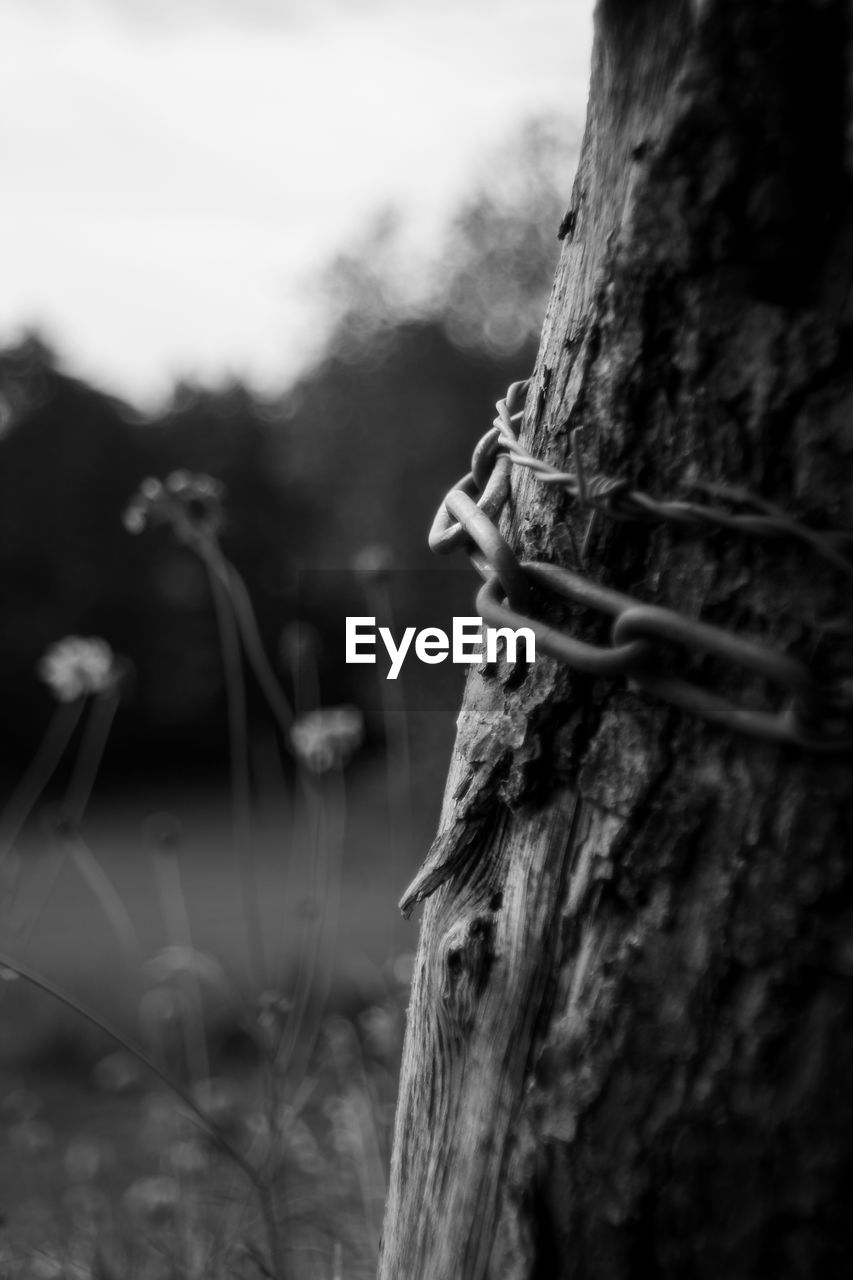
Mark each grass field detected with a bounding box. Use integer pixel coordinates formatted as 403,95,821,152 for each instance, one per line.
0,726,452,1278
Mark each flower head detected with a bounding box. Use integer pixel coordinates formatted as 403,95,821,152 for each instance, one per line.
37,636,116,702
290,704,364,773
92,1051,143,1096
192,1076,244,1137
256,988,294,1043
123,470,226,542
123,1175,181,1224
143,944,228,991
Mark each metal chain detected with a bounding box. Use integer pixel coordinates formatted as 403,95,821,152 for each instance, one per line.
429,379,853,752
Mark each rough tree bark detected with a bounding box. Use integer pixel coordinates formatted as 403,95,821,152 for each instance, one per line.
380,2,853,1278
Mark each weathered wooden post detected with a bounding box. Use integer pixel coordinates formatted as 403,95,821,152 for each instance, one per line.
381,3,853,1276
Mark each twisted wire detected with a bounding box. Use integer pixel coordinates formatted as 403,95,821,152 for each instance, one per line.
491,387,853,581
425,378,853,750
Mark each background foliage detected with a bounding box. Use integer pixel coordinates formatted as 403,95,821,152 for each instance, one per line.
0,118,576,782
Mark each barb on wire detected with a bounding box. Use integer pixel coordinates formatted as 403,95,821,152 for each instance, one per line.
491,383,853,581
425,377,853,752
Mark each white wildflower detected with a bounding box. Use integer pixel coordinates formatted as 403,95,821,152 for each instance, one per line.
92,1051,144,1096
10,1118,54,1154
284,1115,324,1176
192,1076,244,1133
0,1087,42,1120
358,1003,398,1059
165,469,192,493
123,470,226,540
64,1136,108,1182
256,988,294,1041
123,1174,181,1223
122,497,147,533
143,944,228,990
393,951,416,986
37,636,115,702
164,1137,208,1179
290,704,364,773
138,984,186,1035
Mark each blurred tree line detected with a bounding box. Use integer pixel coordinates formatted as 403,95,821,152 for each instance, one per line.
0,118,578,782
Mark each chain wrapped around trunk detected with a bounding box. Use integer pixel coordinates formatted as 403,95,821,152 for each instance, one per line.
428,380,853,752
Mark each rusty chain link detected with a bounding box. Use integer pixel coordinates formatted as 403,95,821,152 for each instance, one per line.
429,379,853,752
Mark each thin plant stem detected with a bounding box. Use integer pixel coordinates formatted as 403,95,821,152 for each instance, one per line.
271,768,324,1079
327,1022,386,1253
6,689,125,962
150,844,210,1084
220,552,318,842
0,952,290,1278
221,560,295,736
307,762,347,1063
204,541,335,1065
36,685,136,964
62,685,120,828
257,1182,287,1280
0,949,256,1182
201,542,322,992
205,1164,252,1272
366,578,412,961
215,554,316,814
202,545,267,987
293,644,320,719
0,697,85,869
278,764,346,1093
251,732,297,983
4,842,67,955
283,628,320,721
262,637,320,993
65,829,141,971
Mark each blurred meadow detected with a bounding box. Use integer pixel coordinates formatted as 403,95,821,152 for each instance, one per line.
0,2,588,1274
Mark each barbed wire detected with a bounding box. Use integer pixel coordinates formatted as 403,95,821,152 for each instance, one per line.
429,378,853,752
492,380,853,581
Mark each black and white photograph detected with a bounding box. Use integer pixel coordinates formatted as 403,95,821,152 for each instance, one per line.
1,1,852,1276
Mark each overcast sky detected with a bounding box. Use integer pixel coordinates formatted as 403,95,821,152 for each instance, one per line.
0,0,593,404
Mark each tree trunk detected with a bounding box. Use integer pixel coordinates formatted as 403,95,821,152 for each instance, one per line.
380,3,853,1277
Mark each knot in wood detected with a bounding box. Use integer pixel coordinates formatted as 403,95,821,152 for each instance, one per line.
438,915,495,1033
